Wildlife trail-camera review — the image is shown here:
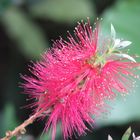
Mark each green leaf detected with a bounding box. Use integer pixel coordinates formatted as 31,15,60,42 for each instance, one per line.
101,0,140,61
121,127,131,140
1,7,48,59
30,0,95,23
0,104,18,137
96,72,140,126
96,0,140,126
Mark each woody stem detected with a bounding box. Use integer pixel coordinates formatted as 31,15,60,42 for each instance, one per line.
0,112,39,140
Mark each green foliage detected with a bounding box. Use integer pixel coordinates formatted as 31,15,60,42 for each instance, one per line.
0,104,18,137
108,127,132,140
121,127,131,140
96,71,140,126
1,7,48,59
30,0,94,23
96,0,140,126
102,0,140,61
0,0,140,139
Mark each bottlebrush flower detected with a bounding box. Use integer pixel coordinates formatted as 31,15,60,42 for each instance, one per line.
22,19,140,140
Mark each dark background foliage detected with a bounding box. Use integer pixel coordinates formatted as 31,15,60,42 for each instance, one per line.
0,0,140,139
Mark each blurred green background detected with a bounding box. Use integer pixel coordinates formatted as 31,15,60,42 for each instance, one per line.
0,0,140,139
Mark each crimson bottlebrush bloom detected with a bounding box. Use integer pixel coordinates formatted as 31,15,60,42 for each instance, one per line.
22,19,140,140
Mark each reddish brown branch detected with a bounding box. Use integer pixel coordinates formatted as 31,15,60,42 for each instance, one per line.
0,113,39,140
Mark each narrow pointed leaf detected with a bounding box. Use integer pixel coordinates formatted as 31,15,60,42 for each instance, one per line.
115,53,136,62
30,0,94,23
111,24,116,40
121,127,131,140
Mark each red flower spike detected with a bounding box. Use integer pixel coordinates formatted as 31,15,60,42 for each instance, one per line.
22,19,140,140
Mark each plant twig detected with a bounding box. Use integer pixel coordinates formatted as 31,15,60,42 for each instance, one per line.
0,112,39,140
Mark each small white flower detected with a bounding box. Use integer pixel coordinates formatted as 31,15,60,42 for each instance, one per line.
132,133,140,140
108,135,113,140
110,24,132,49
